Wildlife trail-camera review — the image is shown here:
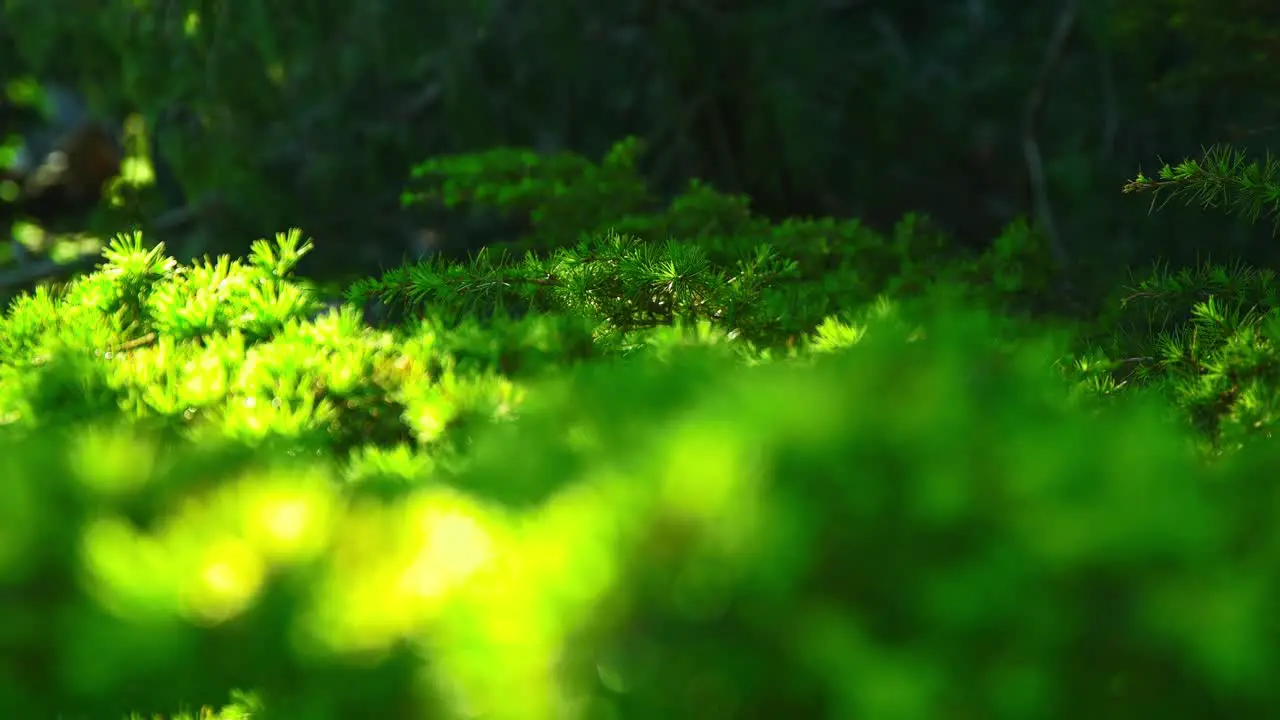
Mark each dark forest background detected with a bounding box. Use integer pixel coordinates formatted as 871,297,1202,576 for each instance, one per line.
1,0,1278,308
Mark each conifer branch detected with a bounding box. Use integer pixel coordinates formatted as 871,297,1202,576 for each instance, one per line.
1123,145,1280,233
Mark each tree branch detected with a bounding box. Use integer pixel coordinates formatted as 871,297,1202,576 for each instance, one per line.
1021,0,1079,276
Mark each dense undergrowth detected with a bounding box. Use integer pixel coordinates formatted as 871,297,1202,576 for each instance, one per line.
6,139,1280,718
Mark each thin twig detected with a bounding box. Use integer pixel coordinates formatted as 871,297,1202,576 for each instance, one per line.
1022,0,1079,275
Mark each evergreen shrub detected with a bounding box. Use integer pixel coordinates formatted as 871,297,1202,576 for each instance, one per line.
4,139,1280,718
5,302,1280,718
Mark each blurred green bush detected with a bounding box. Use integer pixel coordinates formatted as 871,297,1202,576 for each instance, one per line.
6,297,1280,718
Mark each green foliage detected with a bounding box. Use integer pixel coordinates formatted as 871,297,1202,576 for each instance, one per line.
7,54,1280,711
1069,261,1280,455
389,138,1068,354
7,1,1280,716
0,229,530,461
1124,145,1280,233
403,136,654,249
0,136,1193,716
7,304,1280,718
458,310,1280,719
